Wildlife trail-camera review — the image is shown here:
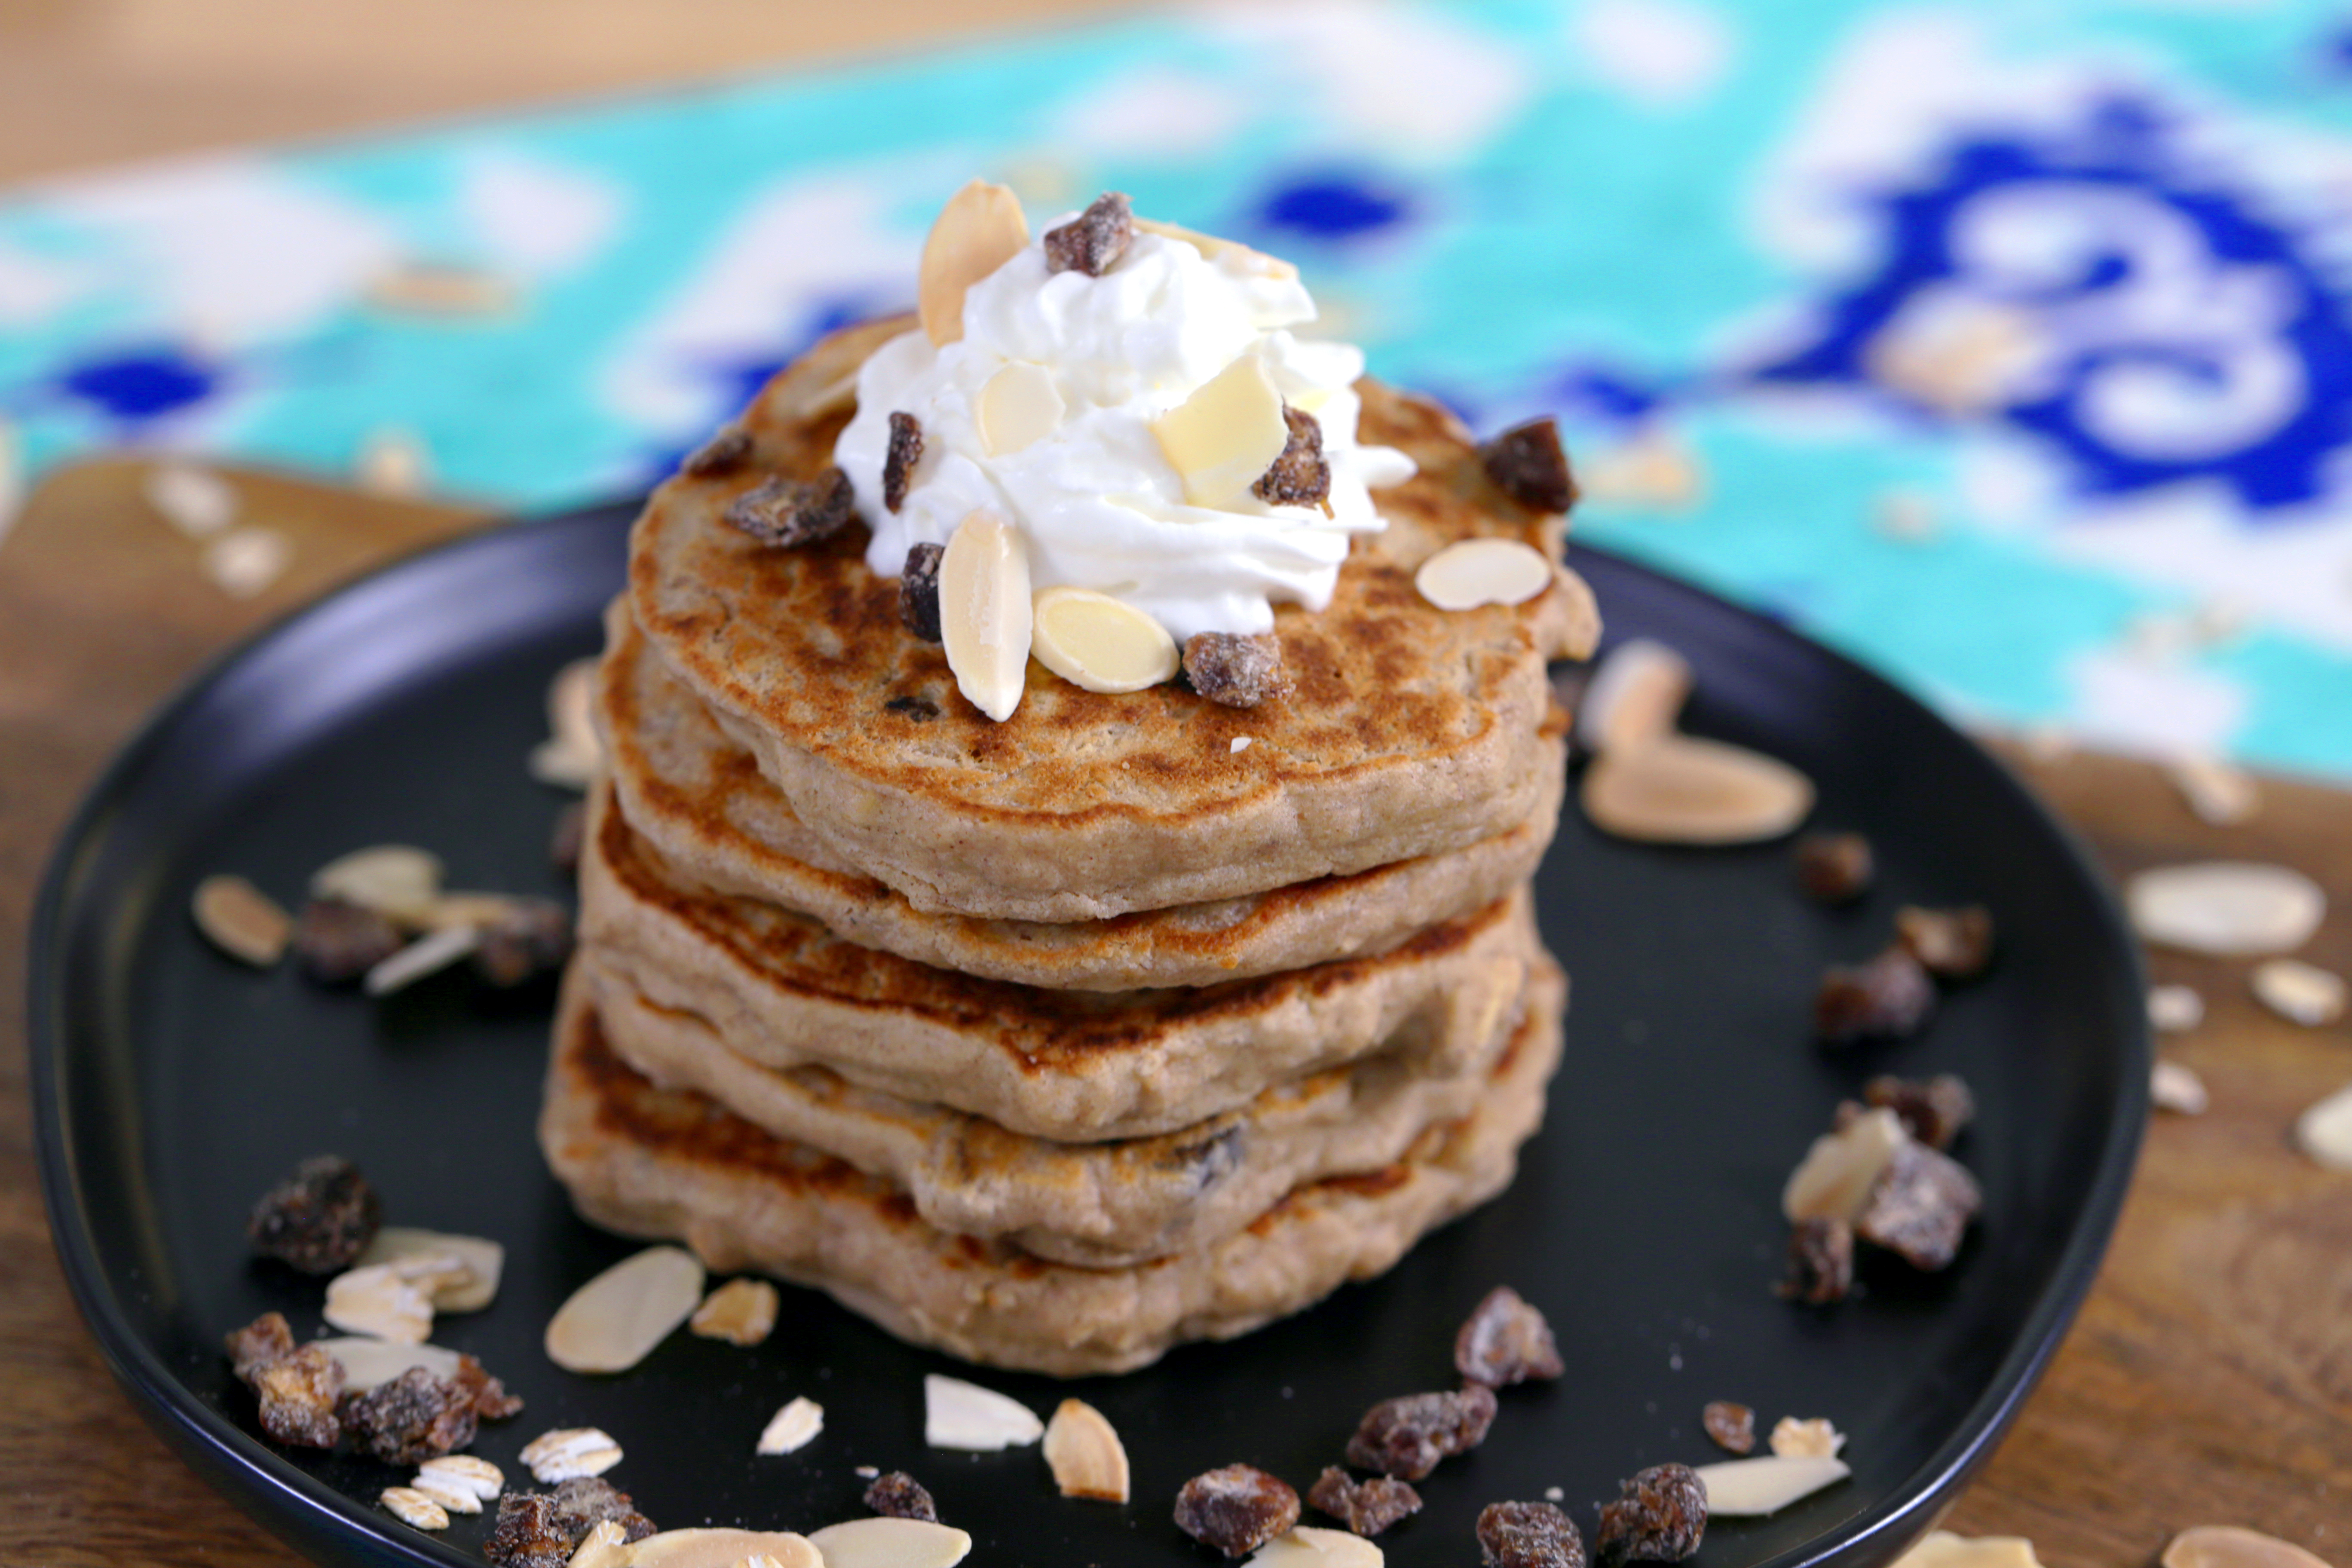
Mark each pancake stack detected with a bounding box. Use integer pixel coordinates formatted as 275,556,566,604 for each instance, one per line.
543,316,1602,1375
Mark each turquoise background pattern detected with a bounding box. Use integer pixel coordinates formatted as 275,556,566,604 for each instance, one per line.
3,1,2349,773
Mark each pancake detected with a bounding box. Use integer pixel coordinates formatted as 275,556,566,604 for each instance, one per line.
600,596,1567,992
579,781,1540,1141
540,963,1562,1377
628,315,1601,922
583,952,1561,1268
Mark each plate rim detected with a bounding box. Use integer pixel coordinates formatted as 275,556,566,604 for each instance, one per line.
29,500,2151,1568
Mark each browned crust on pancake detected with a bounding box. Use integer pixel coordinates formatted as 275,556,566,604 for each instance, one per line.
578,781,1540,1139
628,315,1600,920
539,962,1564,1375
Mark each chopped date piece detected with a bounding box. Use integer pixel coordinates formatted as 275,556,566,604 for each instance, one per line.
338,1366,478,1467
1479,1500,1587,1568
1308,1468,1422,1537
1794,833,1874,903
899,541,945,642
1895,905,1995,980
1252,405,1332,508
1595,1464,1707,1565
1479,417,1577,514
1854,1141,1981,1270
248,1155,382,1274
1182,631,1288,709
1778,1216,1855,1305
551,802,586,877
226,1316,346,1450
1174,1464,1300,1558
1815,947,1936,1044
883,412,923,513
864,1470,940,1523
725,468,854,548
452,1353,524,1421
1044,191,1135,277
485,1494,573,1568
1864,1073,1975,1150
1701,1400,1756,1455
682,425,752,477
292,897,406,985
1455,1284,1565,1387
1344,1384,1498,1481
550,1476,656,1544
471,897,574,987
225,1311,297,1380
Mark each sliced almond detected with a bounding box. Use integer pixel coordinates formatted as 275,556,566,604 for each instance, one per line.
531,657,604,789
192,875,291,967
203,527,294,598
919,181,1028,348
379,1486,450,1531
1030,588,1179,694
923,1373,1043,1451
323,1262,435,1344
1894,1532,2045,1568
2251,959,2346,1026
410,1475,482,1514
1134,217,1298,280
977,362,1064,456
804,1517,973,1568
1583,735,1816,845
415,1453,503,1502
362,923,483,997
313,1337,462,1390
2151,1060,2209,1116
1413,539,1554,612
359,1228,505,1312
1783,1107,1906,1224
2127,862,2326,956
1245,1528,1385,1568
573,1519,636,1568
2163,1526,2334,1568
1691,1454,1851,1516
1576,639,1693,753
938,510,1033,723
312,845,445,927
520,1425,624,1483
2294,1081,2352,1171
2148,984,2205,1032
627,1530,823,1568
2165,754,2259,826
1150,354,1289,508
1041,1398,1130,1502
1767,1415,1846,1458
756,1396,824,1456
421,891,527,932
691,1277,780,1346
146,462,239,538
545,1245,705,1374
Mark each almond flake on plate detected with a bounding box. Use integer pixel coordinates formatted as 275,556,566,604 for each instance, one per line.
923,1373,1043,1451
1768,1416,1846,1458
520,1425,624,1483
323,1262,435,1343
362,923,482,997
1245,1527,1385,1568
358,1228,504,1311
545,1244,705,1374
313,1337,462,1390
1582,733,1814,845
1412,538,1554,612
2148,984,2205,1033
1784,1108,1907,1224
756,1396,824,1456
690,1277,779,1346
1042,1398,1129,1502
203,527,294,598
919,181,1028,348
414,1453,502,1502
530,657,604,789
618,1529,823,1568
1576,639,1693,754
1030,587,1179,694
2251,959,2346,1027
311,845,445,927
938,510,1032,723
192,875,291,966
1894,1532,2045,1568
379,1486,449,1530
2126,862,2325,956
1691,1454,1851,1516
804,1516,974,1568
2151,1060,2209,1116
145,462,239,537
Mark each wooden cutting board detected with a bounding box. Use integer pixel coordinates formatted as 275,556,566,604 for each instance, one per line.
0,460,2343,1567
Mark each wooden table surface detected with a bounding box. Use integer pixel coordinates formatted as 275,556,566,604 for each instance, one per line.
3,458,2347,1567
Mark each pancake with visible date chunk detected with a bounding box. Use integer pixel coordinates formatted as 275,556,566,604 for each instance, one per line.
597,595,1566,992
581,952,1557,1269
540,962,1562,1377
576,781,1539,1142
628,315,1599,923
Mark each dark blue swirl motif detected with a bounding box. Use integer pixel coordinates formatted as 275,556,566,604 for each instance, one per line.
1740,94,2352,516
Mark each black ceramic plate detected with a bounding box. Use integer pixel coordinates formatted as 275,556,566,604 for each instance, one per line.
32,502,2147,1568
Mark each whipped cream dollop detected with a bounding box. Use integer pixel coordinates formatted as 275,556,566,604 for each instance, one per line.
835,217,1415,642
